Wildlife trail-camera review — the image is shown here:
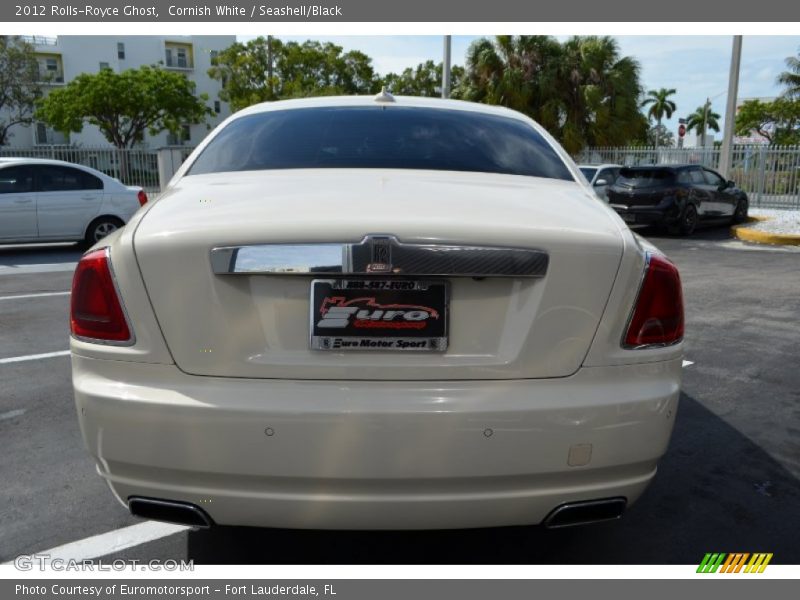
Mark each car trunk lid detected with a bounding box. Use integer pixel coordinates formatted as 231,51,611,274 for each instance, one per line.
133,169,625,380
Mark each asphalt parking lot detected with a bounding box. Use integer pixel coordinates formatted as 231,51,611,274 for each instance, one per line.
1,225,799,565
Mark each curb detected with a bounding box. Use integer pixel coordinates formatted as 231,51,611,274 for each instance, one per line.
731,216,800,246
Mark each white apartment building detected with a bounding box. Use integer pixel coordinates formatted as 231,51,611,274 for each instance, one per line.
4,35,236,149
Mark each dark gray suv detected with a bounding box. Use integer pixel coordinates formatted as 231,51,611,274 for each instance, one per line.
607,165,749,235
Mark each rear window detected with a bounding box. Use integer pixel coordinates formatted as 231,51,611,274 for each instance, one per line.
187,106,574,181
0,166,33,193
616,168,675,188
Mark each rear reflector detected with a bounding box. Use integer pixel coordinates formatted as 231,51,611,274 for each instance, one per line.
70,248,132,343
623,253,684,348
137,190,148,206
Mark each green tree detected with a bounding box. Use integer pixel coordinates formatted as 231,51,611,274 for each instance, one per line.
777,47,800,99
455,36,561,118
0,36,45,146
208,37,380,111
383,60,464,97
647,124,675,148
556,36,643,153
278,41,379,98
641,88,677,150
455,35,644,153
36,65,211,149
735,98,800,145
207,36,281,109
686,104,721,144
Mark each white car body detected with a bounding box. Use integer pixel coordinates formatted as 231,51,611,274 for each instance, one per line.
578,163,623,201
0,158,145,244
70,96,683,530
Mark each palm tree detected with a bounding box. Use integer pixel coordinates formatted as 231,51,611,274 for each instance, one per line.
686,104,721,146
456,36,561,118
641,88,677,150
456,35,644,153
777,48,800,98
554,36,644,153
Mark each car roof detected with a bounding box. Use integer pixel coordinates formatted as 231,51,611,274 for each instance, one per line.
1,157,93,167
235,93,533,123
619,164,705,171
0,157,129,188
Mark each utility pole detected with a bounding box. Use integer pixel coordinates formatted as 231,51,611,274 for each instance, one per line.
719,35,743,179
442,35,451,99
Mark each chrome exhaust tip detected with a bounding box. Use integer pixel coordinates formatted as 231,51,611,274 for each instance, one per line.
128,497,213,528
543,497,627,529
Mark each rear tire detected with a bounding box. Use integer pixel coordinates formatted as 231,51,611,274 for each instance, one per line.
84,216,123,247
732,199,748,224
678,204,698,236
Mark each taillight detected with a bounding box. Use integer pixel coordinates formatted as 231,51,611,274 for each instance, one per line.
137,190,148,206
70,248,132,343
623,253,684,348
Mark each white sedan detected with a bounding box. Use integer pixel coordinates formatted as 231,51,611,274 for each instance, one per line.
70,95,683,530
578,163,622,200
0,158,147,245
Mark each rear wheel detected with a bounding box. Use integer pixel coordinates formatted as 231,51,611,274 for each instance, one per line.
677,204,698,236
732,199,748,224
84,216,123,247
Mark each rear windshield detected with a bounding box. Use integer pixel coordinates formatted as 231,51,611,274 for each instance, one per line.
616,168,674,188
187,106,574,181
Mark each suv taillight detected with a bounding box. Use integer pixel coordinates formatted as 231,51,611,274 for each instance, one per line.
623,253,684,348
137,190,148,206
70,248,132,343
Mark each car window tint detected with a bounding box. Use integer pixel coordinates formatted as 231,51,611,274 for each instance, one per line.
676,170,691,184
0,166,33,194
616,168,674,188
703,169,724,187
37,165,103,192
689,169,706,184
579,167,597,181
189,106,574,181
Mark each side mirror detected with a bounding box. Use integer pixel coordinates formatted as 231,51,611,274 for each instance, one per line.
594,179,608,187
727,180,736,188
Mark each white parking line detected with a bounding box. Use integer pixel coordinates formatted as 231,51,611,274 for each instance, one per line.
0,291,70,301
2,521,190,563
0,350,70,364
0,409,26,422
0,263,77,276
682,360,694,367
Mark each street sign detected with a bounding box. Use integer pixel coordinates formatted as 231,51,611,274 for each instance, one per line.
678,124,686,138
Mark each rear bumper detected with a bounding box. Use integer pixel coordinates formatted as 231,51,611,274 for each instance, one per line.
610,198,681,227
72,355,682,530
612,207,675,227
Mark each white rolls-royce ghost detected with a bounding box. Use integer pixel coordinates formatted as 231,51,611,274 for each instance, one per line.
70,94,684,530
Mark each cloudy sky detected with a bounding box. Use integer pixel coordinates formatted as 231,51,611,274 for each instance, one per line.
242,35,800,136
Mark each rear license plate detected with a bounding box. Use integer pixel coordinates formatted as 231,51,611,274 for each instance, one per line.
622,213,636,223
310,279,448,352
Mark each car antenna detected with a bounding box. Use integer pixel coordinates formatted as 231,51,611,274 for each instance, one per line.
374,87,396,103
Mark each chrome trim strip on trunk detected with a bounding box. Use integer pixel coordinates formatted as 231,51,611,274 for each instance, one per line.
210,235,549,278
